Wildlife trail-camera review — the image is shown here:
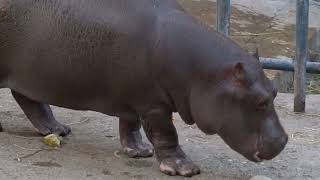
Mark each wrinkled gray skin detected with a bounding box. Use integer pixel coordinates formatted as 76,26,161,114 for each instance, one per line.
0,0,288,177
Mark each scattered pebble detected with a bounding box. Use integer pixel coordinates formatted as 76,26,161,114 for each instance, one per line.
249,175,272,180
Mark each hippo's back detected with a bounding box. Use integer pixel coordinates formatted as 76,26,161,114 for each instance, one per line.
0,0,162,112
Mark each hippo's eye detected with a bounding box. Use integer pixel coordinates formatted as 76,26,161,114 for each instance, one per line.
257,100,269,110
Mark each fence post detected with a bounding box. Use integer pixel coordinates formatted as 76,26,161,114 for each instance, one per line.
217,0,231,36
294,0,309,112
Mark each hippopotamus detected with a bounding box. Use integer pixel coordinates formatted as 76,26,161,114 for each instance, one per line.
0,0,288,177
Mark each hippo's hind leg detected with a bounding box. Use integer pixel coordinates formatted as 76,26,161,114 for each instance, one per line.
119,112,153,158
11,90,71,136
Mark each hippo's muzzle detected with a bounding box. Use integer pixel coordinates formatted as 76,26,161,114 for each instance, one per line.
254,133,288,162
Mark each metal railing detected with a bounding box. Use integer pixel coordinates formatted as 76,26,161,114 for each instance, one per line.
216,0,317,112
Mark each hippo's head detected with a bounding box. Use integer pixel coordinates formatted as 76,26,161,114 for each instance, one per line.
189,55,288,162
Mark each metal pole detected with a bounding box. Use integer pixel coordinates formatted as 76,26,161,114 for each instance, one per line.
294,0,309,112
260,58,320,74
217,0,231,36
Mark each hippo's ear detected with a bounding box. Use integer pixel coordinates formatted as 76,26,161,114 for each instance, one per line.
251,48,260,60
231,62,251,88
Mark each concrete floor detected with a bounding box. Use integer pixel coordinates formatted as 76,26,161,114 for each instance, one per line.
0,88,319,180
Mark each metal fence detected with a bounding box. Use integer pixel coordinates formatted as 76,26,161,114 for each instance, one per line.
216,0,318,112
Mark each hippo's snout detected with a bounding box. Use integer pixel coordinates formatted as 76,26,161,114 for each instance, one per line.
255,133,288,161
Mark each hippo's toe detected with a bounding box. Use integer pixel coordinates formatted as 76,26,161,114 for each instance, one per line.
122,143,153,158
35,123,71,137
159,158,200,177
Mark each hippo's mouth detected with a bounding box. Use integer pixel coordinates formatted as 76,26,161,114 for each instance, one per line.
248,134,285,162
247,136,265,162
252,151,263,162
243,150,265,162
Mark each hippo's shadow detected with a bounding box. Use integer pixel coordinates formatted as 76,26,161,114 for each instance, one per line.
0,111,41,137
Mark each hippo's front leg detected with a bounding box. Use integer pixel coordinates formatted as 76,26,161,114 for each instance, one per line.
142,108,200,177
11,90,71,136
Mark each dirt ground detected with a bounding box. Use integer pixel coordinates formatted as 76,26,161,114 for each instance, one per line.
178,0,317,58
178,0,320,94
0,89,320,180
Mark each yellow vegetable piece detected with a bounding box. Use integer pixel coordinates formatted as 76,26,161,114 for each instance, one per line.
44,134,62,148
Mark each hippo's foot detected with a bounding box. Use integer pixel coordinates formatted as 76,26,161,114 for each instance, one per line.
11,90,71,137
119,113,153,158
121,130,153,158
160,157,200,177
34,121,71,136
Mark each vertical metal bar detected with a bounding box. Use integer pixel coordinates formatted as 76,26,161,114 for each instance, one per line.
294,0,309,112
216,0,231,36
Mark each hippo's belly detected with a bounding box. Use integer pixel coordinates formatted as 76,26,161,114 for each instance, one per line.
5,35,148,113
7,61,113,112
